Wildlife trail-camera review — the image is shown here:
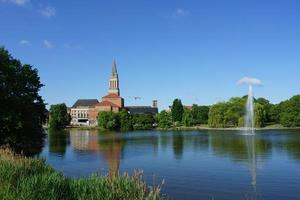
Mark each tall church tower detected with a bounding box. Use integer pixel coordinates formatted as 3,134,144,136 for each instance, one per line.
108,59,120,95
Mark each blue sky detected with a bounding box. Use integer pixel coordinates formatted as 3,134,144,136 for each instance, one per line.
1,0,300,110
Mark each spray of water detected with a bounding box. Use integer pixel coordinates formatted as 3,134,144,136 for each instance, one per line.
238,77,263,134
245,84,255,133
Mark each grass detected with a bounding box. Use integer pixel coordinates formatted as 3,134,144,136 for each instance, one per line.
0,147,163,200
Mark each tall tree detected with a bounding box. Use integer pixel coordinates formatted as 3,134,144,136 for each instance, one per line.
119,109,132,131
171,99,184,123
49,103,71,129
157,110,172,128
255,103,266,128
0,47,46,155
208,102,227,128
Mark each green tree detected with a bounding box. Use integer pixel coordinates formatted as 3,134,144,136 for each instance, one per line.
49,103,71,129
97,112,110,129
279,95,300,127
0,47,46,155
106,113,120,130
208,102,227,128
191,105,209,125
280,112,294,127
132,114,155,130
119,109,132,131
224,97,246,127
157,111,172,128
255,103,265,128
171,99,184,123
182,109,193,126
269,104,281,124
97,112,120,130
256,98,272,124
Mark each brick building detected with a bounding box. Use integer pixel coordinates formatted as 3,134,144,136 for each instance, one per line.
88,60,124,125
70,60,157,126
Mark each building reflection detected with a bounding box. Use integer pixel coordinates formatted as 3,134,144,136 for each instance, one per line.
97,133,124,177
70,130,123,176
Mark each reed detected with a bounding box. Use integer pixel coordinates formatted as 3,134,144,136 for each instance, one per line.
0,147,163,200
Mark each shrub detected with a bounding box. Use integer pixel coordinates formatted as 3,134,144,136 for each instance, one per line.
0,148,163,200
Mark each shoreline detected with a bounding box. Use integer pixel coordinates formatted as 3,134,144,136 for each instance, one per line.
44,125,300,132
156,126,300,131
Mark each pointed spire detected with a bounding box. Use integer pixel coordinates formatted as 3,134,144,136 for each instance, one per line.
112,59,117,75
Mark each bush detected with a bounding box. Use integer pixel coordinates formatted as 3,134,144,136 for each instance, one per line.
0,148,163,200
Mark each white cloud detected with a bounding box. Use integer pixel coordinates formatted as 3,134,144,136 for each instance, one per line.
43,40,54,48
2,0,30,6
237,77,263,86
39,6,56,18
175,8,189,17
19,40,30,45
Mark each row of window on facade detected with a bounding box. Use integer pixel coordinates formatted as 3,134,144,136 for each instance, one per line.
71,110,89,118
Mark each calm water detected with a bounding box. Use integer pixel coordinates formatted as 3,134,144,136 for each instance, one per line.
40,130,300,200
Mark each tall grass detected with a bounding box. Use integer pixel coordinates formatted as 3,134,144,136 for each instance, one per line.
0,148,163,200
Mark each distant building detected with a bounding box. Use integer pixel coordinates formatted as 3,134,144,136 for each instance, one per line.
70,60,157,126
126,100,158,115
88,60,124,125
70,99,99,125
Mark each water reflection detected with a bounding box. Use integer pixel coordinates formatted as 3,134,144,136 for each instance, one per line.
173,134,184,160
245,135,257,188
67,130,124,176
44,130,300,200
48,129,70,156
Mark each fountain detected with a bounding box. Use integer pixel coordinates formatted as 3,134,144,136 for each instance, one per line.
245,84,255,134
238,77,263,134
237,77,263,197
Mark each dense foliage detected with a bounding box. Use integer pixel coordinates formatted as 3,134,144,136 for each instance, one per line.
156,111,172,128
157,103,210,129
0,148,163,200
171,99,184,123
278,95,300,127
208,97,267,128
191,105,209,125
97,110,155,131
49,103,71,129
157,95,300,129
0,47,46,155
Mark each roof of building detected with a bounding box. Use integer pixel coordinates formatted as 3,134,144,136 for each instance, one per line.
96,100,121,108
72,99,99,108
126,106,158,115
102,93,122,99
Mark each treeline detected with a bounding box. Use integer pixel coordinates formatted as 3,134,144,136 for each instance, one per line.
156,99,209,128
49,96,300,131
97,110,156,131
156,95,300,129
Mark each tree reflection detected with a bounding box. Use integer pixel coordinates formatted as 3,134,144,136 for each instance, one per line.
210,133,272,163
48,129,70,156
173,133,184,160
284,139,300,161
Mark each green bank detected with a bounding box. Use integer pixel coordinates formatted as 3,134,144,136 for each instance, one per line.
0,148,163,200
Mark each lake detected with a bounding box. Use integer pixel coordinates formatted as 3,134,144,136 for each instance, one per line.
40,129,300,200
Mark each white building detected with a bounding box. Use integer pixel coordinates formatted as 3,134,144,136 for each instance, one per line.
70,99,98,125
